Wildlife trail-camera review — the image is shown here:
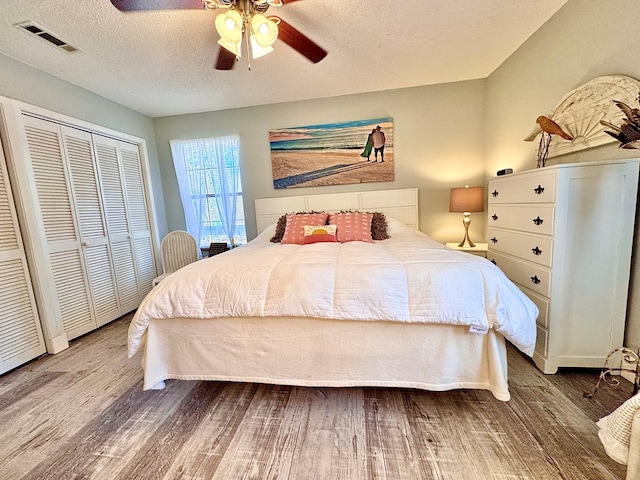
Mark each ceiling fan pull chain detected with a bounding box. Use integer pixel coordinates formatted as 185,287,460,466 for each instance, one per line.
245,19,252,70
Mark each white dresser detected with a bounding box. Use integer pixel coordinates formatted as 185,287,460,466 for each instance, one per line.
487,160,639,374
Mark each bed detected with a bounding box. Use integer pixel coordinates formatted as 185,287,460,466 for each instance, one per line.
128,188,538,401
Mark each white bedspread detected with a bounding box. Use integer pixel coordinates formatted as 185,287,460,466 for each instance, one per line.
128,221,538,357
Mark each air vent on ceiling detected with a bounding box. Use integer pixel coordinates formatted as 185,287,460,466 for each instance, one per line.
15,22,79,53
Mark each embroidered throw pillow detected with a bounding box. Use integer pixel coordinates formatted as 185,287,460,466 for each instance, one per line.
303,224,338,244
281,212,330,244
329,212,374,243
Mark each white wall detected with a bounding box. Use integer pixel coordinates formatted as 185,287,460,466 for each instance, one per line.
0,52,168,236
485,0,640,348
153,80,487,243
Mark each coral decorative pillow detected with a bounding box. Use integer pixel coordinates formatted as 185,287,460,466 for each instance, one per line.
281,213,330,244
329,212,374,243
303,225,337,244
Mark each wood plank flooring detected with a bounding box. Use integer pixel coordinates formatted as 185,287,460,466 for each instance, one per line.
0,313,633,480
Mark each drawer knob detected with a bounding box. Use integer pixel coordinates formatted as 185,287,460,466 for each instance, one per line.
532,216,543,226
492,190,499,197
490,259,496,265
491,214,498,221
531,275,541,285
532,246,542,256
491,237,498,244
534,185,545,195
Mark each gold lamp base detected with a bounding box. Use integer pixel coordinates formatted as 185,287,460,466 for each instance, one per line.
458,213,476,248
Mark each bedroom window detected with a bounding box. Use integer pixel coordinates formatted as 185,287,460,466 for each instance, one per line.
170,135,246,247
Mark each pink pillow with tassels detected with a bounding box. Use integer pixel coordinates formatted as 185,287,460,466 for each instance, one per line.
328,212,374,243
281,213,330,244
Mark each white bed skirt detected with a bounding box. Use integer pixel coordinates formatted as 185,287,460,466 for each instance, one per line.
140,316,511,401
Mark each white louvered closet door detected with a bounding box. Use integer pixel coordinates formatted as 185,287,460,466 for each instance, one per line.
21,116,96,340
0,135,46,374
93,135,140,313
61,126,120,327
119,142,156,298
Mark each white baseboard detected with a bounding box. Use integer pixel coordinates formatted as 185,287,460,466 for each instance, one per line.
47,333,69,354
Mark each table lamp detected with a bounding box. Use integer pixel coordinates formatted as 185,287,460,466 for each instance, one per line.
449,185,484,248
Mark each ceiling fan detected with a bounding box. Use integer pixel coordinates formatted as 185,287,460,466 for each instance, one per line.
109,0,328,70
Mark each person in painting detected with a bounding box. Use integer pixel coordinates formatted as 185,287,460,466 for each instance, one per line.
360,128,375,161
372,125,385,162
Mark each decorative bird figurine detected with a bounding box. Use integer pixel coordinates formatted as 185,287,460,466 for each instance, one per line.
536,115,574,140
525,115,574,142
524,114,573,168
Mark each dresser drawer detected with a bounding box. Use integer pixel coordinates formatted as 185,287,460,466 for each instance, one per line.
489,171,556,204
488,205,555,236
535,324,549,358
487,228,553,267
518,286,549,328
488,250,551,297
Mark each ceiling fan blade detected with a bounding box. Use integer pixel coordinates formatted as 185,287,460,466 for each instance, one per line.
215,46,237,70
110,0,205,11
274,18,327,64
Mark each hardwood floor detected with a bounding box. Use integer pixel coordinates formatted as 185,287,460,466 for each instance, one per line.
0,314,633,480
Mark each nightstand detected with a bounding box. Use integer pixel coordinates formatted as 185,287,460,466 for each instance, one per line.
445,242,488,258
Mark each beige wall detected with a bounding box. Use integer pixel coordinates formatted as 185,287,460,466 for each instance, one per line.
485,0,640,348
0,52,167,236
154,80,487,243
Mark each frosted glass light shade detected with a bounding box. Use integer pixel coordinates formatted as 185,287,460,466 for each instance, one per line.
215,9,242,44
218,37,241,57
250,36,274,58
251,14,278,47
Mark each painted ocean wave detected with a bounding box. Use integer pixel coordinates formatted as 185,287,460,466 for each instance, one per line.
270,117,393,151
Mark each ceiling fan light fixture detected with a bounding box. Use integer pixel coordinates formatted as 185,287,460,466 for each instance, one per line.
217,37,241,57
251,14,278,47
249,36,274,58
215,9,242,44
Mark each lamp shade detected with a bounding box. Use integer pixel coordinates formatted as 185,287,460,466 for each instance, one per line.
449,186,484,213
251,14,278,48
215,9,242,44
250,36,274,58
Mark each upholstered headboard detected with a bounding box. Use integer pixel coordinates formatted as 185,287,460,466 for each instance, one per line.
254,188,418,234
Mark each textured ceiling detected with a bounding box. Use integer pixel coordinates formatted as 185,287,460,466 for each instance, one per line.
0,0,568,118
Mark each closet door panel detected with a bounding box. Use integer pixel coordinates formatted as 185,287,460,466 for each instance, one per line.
120,144,150,232
22,116,95,339
0,140,45,374
93,136,140,311
134,236,155,298
0,258,44,372
61,127,119,326
23,119,76,245
49,249,93,336
111,240,139,311
94,136,156,309
94,139,129,239
120,143,156,298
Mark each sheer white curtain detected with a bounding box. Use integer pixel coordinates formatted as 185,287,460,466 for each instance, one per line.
170,135,241,247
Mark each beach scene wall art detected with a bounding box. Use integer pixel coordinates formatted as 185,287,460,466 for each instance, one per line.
269,117,394,189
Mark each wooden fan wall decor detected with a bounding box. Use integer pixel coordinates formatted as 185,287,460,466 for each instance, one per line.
110,0,327,70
